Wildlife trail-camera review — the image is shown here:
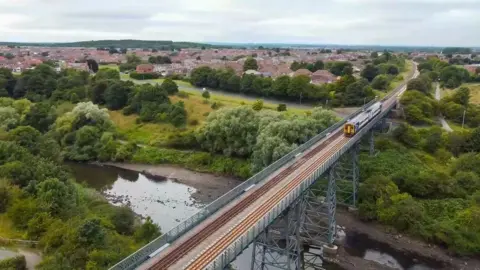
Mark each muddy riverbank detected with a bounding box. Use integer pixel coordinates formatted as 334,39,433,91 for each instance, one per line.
335,209,480,270
100,162,242,203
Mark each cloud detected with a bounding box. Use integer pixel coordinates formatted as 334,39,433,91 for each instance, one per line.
0,0,479,46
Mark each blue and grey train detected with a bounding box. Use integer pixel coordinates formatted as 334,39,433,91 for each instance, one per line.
343,102,382,137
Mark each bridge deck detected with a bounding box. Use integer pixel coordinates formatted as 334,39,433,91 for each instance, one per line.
139,129,348,269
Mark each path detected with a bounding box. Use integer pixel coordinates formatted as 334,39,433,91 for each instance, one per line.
435,83,453,132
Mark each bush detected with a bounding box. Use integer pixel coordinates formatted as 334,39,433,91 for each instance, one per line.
189,119,199,126
129,72,160,80
0,255,27,270
277,103,287,112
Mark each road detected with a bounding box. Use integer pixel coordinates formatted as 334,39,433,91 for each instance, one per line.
435,83,453,132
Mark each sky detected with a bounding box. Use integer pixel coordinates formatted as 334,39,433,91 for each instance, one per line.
1,0,479,46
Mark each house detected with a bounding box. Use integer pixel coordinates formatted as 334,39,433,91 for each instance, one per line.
244,69,261,76
311,70,337,84
291,68,312,77
136,64,154,73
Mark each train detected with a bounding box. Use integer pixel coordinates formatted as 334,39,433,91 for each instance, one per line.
343,101,382,137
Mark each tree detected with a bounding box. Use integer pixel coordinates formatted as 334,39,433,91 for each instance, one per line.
161,78,178,95
288,75,310,99
243,57,258,71
360,64,379,82
313,60,324,71
252,99,264,111
202,90,210,100
392,123,420,148
198,106,259,156
37,178,77,217
271,76,290,97
371,74,390,90
0,107,20,130
8,126,42,151
104,81,132,110
94,69,120,81
422,126,443,153
23,102,57,133
358,175,399,220
110,206,135,235
277,104,287,112
407,77,431,94
77,218,106,248
451,86,470,107
190,66,214,87
0,180,10,213
86,59,99,73
134,217,161,244
370,51,378,58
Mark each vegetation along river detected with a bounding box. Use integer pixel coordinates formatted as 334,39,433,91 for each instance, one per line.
68,163,447,270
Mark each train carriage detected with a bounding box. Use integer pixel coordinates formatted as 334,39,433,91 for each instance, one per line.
344,102,382,137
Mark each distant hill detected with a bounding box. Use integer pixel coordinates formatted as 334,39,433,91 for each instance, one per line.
0,39,228,50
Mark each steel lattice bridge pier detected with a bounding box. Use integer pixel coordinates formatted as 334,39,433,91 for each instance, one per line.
111,64,419,270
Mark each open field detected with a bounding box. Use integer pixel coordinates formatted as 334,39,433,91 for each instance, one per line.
99,64,120,71
467,83,480,104
110,91,312,145
390,60,414,90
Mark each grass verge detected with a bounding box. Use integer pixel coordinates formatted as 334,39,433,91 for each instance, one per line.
132,146,252,179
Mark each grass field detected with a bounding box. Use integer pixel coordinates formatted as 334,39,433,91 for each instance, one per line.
467,83,480,104
390,60,414,90
99,64,120,71
110,91,311,145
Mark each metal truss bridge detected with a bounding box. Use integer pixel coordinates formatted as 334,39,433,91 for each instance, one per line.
111,63,419,270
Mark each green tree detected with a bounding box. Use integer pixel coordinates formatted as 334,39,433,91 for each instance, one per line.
23,102,57,133
134,216,161,244
358,175,399,220
371,74,390,90
202,90,210,100
37,178,77,217
110,206,135,235
392,123,420,148
360,64,379,82
161,78,179,95
451,86,470,107
8,126,42,151
407,77,431,94
271,76,290,97
198,106,259,156
104,81,132,110
243,57,258,71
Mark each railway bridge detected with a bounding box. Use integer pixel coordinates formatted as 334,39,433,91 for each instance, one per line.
111,63,419,270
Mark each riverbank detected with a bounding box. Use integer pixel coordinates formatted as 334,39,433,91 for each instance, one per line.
335,209,480,270
100,162,242,203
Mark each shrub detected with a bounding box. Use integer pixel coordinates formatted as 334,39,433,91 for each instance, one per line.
277,103,287,112
129,72,161,80
189,119,199,126
0,255,27,270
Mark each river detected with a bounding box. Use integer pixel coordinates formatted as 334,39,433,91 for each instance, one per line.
68,163,446,270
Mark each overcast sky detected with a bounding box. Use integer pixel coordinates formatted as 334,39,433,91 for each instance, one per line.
1,0,479,46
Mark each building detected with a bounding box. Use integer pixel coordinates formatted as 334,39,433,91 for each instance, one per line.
311,70,337,84
136,64,154,73
291,68,312,77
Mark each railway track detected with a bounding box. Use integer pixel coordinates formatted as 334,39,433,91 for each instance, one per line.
185,136,349,269
144,130,344,269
